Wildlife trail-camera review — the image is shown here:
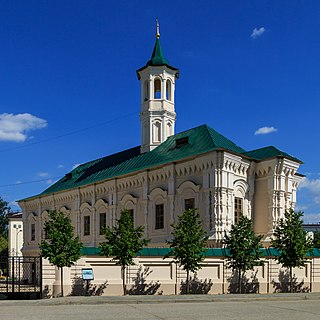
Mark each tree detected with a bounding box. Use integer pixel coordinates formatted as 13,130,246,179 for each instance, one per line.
0,197,11,256
222,215,263,294
166,208,208,294
40,210,83,297
0,235,8,256
99,210,149,295
271,208,313,293
313,230,320,249
0,197,10,237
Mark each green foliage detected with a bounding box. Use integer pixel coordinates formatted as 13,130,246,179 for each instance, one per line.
99,210,149,294
313,230,320,249
272,209,313,270
40,210,83,268
222,216,263,293
0,235,8,256
166,208,208,293
99,210,149,266
0,197,10,239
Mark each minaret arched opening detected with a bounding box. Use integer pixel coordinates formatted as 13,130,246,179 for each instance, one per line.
154,78,161,99
166,79,172,101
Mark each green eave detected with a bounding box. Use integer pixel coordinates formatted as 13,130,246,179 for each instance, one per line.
80,247,320,257
243,146,303,164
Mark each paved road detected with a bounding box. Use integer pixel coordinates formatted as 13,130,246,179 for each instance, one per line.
1,295,320,320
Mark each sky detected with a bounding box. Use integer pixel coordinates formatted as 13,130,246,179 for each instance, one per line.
0,0,319,222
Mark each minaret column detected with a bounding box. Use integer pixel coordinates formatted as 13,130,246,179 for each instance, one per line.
137,19,179,154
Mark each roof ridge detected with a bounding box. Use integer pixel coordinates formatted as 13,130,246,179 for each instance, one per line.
204,124,246,153
244,145,277,153
74,145,141,171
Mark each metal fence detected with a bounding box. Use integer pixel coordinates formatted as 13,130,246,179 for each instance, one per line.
0,256,42,299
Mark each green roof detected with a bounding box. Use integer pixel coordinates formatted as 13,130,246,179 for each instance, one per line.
147,38,169,66
80,247,320,257
20,124,302,201
243,146,303,164
137,38,179,77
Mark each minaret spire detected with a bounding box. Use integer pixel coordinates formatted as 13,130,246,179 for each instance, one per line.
156,17,160,39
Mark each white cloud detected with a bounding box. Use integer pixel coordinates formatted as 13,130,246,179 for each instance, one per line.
250,27,266,39
254,126,277,135
37,172,49,178
299,177,320,204
0,113,47,142
46,179,53,185
57,164,64,169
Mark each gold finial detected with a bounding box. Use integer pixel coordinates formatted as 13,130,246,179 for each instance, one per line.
156,17,160,39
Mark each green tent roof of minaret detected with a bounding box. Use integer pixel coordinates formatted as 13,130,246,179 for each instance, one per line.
137,19,179,78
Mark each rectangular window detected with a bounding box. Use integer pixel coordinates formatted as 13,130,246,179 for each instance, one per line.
84,216,90,236
184,198,195,210
155,204,164,230
127,209,134,225
99,213,106,235
234,197,243,224
31,224,35,241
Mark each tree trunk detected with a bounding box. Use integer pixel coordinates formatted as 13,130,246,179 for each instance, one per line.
60,267,64,297
238,269,242,294
290,267,293,293
122,266,126,295
186,269,189,294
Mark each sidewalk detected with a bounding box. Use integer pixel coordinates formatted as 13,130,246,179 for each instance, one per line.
1,292,320,306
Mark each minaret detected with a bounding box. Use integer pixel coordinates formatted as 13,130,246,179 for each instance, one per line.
137,19,179,153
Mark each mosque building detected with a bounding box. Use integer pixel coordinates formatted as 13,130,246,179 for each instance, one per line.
18,22,303,256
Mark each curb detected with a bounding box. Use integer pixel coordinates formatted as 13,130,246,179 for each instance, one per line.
1,292,320,306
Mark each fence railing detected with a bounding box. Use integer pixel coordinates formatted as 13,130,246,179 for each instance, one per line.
0,256,42,294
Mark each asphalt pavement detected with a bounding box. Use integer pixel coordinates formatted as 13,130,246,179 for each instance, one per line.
1,293,320,320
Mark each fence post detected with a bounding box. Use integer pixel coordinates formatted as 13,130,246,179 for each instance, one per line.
40,256,43,297
11,257,15,293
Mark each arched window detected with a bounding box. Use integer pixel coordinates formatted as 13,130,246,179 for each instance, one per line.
166,79,172,101
144,80,149,101
153,121,161,142
233,179,249,223
154,79,161,99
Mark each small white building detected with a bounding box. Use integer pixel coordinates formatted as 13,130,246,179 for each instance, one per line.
8,212,23,257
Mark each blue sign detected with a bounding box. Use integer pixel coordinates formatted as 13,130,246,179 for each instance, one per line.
82,268,94,280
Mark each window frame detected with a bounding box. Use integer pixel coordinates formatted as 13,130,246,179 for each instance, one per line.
234,197,243,224
99,213,106,235
155,204,164,230
83,215,91,236
31,223,35,241
184,198,195,211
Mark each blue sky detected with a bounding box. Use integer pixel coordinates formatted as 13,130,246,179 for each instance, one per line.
0,0,319,222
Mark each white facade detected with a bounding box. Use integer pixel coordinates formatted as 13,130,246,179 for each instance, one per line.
41,254,320,297
19,148,302,256
8,213,23,256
